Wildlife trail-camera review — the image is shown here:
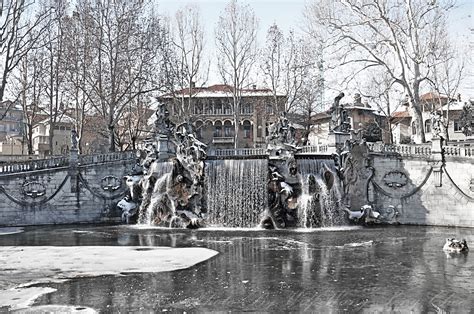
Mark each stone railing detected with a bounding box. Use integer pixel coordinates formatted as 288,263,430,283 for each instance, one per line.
444,145,474,158
367,143,432,157
298,145,329,154
0,151,136,175
209,148,267,157
78,151,136,166
0,156,69,174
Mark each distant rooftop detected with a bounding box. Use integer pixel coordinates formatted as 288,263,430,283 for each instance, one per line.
159,84,286,98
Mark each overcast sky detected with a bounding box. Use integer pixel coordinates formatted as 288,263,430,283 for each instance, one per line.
156,0,473,98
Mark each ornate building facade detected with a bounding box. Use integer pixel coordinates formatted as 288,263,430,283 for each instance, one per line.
158,84,287,149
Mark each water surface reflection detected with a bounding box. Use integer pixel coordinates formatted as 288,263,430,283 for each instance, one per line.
1,225,472,312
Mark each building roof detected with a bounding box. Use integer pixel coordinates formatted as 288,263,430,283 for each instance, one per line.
440,101,468,111
420,92,449,102
36,114,76,126
160,84,286,98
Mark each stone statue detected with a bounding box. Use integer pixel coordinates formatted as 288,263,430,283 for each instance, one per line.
330,92,350,133
71,129,78,150
431,111,446,139
266,111,298,157
460,101,473,137
154,102,174,136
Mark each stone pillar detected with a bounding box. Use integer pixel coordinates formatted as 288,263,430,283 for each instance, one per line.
156,134,173,160
327,131,351,154
430,137,444,188
69,148,79,192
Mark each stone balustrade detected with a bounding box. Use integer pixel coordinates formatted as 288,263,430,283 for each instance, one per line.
444,145,474,158
368,143,432,157
299,145,329,154
209,148,267,157
0,156,69,174
78,151,136,166
0,151,136,175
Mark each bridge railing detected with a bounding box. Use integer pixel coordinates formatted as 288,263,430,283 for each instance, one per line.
444,145,474,158
78,151,136,166
0,156,69,174
367,143,432,157
0,151,136,175
298,145,329,154
209,148,267,157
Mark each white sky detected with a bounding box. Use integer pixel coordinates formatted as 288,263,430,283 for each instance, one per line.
156,0,474,99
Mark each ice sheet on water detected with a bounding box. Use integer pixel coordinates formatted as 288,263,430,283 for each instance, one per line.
0,227,24,236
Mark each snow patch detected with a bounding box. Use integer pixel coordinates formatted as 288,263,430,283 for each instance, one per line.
0,227,24,236
0,246,218,311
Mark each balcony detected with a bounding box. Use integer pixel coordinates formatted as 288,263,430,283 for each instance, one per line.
212,137,234,144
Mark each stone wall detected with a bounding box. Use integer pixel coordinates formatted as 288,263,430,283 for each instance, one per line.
361,150,474,228
0,155,135,226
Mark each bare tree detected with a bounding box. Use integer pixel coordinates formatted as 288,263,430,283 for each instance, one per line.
306,0,456,143
260,25,317,115
260,23,283,112
0,0,50,118
215,0,258,149
79,0,164,152
10,41,46,155
161,4,208,122
40,0,68,156
62,5,96,153
426,39,465,141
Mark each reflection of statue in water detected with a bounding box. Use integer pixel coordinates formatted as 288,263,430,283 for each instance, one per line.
330,92,350,133
71,129,78,150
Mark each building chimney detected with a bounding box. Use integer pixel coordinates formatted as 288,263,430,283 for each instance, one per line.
190,81,196,88
354,93,362,105
252,84,257,90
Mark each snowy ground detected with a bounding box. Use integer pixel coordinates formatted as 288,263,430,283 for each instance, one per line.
0,246,218,312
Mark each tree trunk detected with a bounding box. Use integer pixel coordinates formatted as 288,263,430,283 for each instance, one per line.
48,119,54,156
27,124,33,155
108,124,116,152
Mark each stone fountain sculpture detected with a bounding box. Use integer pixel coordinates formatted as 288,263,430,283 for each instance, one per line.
261,112,301,229
118,102,207,228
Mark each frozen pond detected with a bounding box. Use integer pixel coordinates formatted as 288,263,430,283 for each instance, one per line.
0,224,472,312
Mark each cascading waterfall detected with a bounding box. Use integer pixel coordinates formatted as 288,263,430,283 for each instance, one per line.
138,161,173,225
297,158,345,228
205,159,268,227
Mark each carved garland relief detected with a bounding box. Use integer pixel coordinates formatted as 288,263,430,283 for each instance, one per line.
100,175,122,191
22,181,46,198
383,171,408,189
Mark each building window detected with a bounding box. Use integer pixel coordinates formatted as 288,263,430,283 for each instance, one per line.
412,122,416,135
424,120,431,133
241,103,253,114
224,121,233,137
205,104,212,115
266,104,274,115
454,120,461,132
214,121,222,137
243,120,251,139
194,121,203,139
214,100,222,115
224,104,232,115
194,102,203,115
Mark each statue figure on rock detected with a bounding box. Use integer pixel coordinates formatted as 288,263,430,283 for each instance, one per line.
431,111,447,140
117,102,207,228
330,92,350,133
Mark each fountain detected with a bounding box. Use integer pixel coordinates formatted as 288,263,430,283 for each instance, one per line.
118,94,397,229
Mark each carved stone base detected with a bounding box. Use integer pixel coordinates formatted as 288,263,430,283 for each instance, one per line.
327,131,351,154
